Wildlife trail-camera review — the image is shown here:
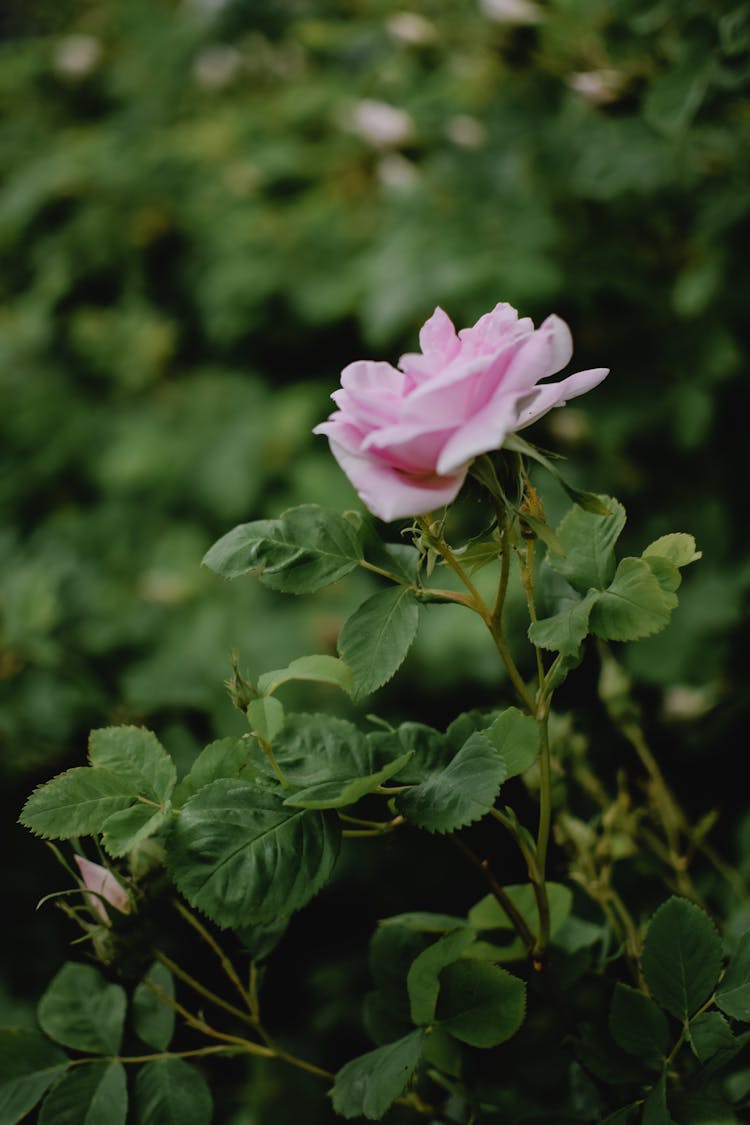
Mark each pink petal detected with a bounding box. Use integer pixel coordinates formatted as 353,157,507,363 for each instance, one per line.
327,438,467,522
417,307,460,361
435,392,520,475
75,855,130,921
501,314,573,394
516,366,609,429
457,302,531,357
362,422,451,473
339,360,406,396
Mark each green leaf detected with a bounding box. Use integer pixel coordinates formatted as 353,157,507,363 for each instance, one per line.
19,769,134,840
529,589,600,659
38,1061,126,1125
282,750,413,809
642,1072,677,1125
133,1059,212,1125
502,435,612,515
272,714,402,788
369,922,432,1021
716,931,750,1021
381,912,469,933
643,534,701,568
436,961,526,1047
482,708,539,778
609,982,669,1064
101,805,168,858
449,538,502,575
167,778,340,927
37,963,126,1055
0,1028,68,1125
247,697,285,744
88,727,176,803
644,555,682,595
368,722,451,784
257,655,354,697
688,1011,736,1063
132,963,175,1051
422,1027,462,1077
331,1030,425,1120
172,736,255,806
236,917,289,961
547,497,626,593
338,585,420,699
589,557,677,642
395,732,506,833
407,928,476,1025
641,897,722,1022
468,882,573,952
202,505,362,592
643,57,710,137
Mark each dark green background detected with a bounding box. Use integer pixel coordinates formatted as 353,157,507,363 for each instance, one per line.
2,1,749,1120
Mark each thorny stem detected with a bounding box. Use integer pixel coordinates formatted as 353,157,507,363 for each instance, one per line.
154,949,256,1028
489,807,550,962
515,534,554,956
418,516,536,713
451,835,536,955
173,898,254,1011
619,718,695,898
534,713,553,957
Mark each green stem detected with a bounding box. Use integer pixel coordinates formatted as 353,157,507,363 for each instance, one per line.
420,516,535,713
68,1044,248,1067
255,734,288,789
360,558,408,584
533,712,553,958
488,516,536,715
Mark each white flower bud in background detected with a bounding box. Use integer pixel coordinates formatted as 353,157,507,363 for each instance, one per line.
447,114,487,148
376,153,419,190
193,44,242,90
480,0,542,25
53,35,102,80
662,685,716,722
386,12,437,45
567,69,624,105
345,99,415,149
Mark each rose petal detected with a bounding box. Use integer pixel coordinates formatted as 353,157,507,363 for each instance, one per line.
418,306,460,361
327,438,467,522
435,391,520,475
75,855,130,921
501,314,573,394
516,366,609,429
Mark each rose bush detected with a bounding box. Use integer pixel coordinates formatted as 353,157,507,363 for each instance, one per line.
315,303,608,520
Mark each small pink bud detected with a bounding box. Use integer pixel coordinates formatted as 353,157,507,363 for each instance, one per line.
75,856,130,924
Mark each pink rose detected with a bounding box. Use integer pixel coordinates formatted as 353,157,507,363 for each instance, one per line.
75,855,130,923
314,303,608,521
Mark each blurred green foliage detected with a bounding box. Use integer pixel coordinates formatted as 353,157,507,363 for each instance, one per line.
2,0,750,1119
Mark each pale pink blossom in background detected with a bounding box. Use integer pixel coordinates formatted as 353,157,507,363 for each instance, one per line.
53,35,102,79
386,12,437,45
75,855,130,924
345,99,415,149
567,69,624,106
315,303,608,521
480,0,542,24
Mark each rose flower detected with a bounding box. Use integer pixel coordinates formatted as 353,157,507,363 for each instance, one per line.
314,303,608,521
